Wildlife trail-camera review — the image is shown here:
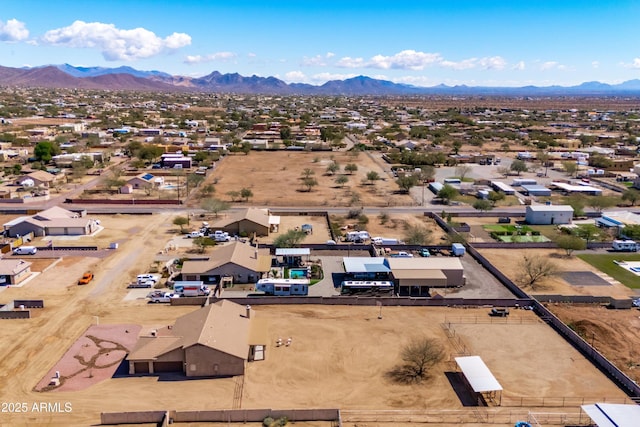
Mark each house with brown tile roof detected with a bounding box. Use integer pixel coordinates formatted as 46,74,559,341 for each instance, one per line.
15,170,59,188
2,206,99,237
181,241,272,284
127,300,267,377
210,208,273,237
0,259,32,285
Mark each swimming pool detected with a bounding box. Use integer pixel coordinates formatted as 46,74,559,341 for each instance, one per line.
162,184,178,190
289,268,308,279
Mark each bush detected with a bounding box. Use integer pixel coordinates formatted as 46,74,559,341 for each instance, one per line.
347,208,362,219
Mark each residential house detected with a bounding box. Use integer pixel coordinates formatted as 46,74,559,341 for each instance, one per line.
125,173,164,190
3,206,99,237
525,205,574,225
181,241,271,284
16,170,59,188
210,208,274,237
0,259,32,286
127,300,267,376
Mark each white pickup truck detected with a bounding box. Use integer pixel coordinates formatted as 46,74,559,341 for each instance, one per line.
147,291,180,303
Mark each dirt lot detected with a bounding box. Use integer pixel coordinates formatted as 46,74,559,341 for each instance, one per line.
479,248,636,299
207,151,413,207
546,304,640,385
0,297,627,425
330,213,446,243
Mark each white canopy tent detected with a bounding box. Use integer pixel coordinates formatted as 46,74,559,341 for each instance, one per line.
581,403,640,427
455,356,503,405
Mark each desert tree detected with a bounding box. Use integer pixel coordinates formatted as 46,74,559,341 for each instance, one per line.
193,236,217,253
437,184,458,205
488,190,505,206
387,336,444,383
517,253,558,290
366,170,380,185
226,190,241,202
556,234,587,256
588,195,615,213
273,229,307,248
301,168,315,179
187,173,205,188
562,161,578,177
345,163,358,175
396,175,419,193
325,161,340,175
201,197,230,217
510,159,528,175
574,224,600,244
473,199,493,211
240,187,253,202
173,216,189,232
302,176,318,192
335,175,348,188
622,189,640,206
403,224,433,245
455,164,472,181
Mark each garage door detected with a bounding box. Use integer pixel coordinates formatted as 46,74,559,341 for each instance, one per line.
134,362,149,374
154,361,183,373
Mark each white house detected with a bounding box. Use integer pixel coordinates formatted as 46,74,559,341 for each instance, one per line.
525,205,574,225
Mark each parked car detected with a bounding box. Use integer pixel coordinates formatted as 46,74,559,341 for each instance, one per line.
186,231,204,238
489,308,510,317
13,246,37,255
77,272,94,285
147,291,180,303
420,248,431,257
498,217,511,224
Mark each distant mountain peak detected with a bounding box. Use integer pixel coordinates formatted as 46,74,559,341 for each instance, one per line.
2,63,640,96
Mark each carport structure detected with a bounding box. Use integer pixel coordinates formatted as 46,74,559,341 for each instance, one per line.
581,403,640,427
455,356,503,406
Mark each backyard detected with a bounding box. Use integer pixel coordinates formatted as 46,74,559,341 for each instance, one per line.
577,253,640,289
483,224,551,243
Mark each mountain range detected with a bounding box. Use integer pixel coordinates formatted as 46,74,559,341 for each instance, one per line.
1,63,640,96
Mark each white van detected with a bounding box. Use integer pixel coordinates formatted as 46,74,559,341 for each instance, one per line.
13,246,37,255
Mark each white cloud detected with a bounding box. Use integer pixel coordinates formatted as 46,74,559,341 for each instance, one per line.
311,72,358,83
513,61,526,71
592,61,600,69
0,18,29,41
247,52,256,57
42,20,191,61
335,56,367,68
184,52,237,64
301,52,336,67
284,70,307,82
539,61,567,71
623,58,640,69
335,50,507,71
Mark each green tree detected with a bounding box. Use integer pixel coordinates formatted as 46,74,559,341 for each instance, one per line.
510,159,528,175
273,229,307,248
335,175,348,188
437,184,458,205
588,195,615,213
192,236,217,253
473,199,493,211
574,224,600,244
325,161,340,175
396,175,419,193
622,189,640,206
240,187,253,202
34,141,60,162
403,224,433,245
345,163,358,175
488,191,505,206
187,173,205,189
556,235,587,256
227,190,241,202
366,170,380,184
201,197,229,217
562,161,579,177
564,194,586,217
301,168,315,179
302,176,318,192
173,216,189,232
622,224,640,240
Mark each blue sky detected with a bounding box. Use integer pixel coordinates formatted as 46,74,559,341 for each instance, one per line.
1,1,640,87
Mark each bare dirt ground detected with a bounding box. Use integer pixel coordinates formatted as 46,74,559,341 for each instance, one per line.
479,248,635,299
0,298,627,425
206,151,413,207
330,213,446,243
546,304,640,385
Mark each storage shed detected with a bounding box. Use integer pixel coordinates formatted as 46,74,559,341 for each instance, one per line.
525,205,573,225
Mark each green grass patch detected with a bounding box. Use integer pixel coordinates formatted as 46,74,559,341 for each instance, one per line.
496,235,550,242
577,253,640,289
